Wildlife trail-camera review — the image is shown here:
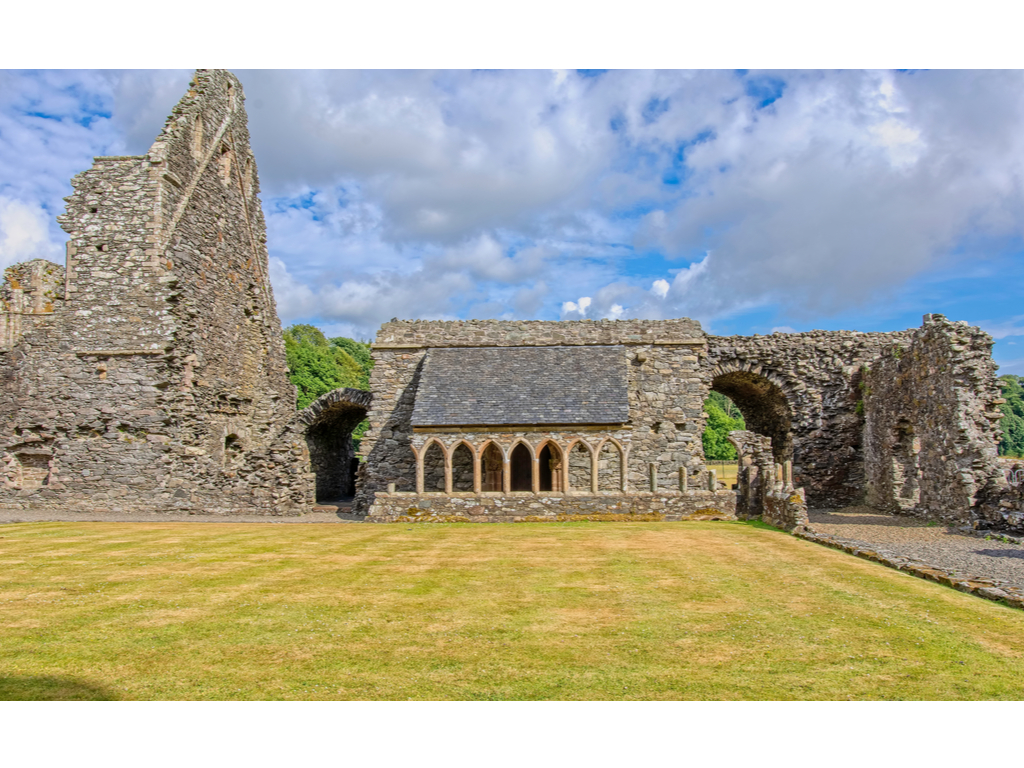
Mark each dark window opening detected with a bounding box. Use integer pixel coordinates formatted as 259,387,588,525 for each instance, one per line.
510,444,532,491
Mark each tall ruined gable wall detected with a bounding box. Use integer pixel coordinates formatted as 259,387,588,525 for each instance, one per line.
356,318,711,511
707,329,914,507
0,69,312,513
864,314,1004,523
148,70,300,465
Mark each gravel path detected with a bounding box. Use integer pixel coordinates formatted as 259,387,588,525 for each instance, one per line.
809,507,1024,591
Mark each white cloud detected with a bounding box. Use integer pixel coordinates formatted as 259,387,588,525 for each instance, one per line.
561,296,592,318
6,69,1024,340
981,316,1024,340
0,197,60,268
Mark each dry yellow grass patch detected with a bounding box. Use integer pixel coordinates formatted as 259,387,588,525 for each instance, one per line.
1,520,1023,700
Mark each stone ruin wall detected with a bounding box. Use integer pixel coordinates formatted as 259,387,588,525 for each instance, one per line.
360,316,1018,530
706,328,915,508
729,430,808,531
863,314,1009,528
0,70,313,514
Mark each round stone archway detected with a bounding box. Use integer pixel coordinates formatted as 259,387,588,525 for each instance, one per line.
297,388,372,502
711,368,794,464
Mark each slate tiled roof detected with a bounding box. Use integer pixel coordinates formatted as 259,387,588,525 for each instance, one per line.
412,346,629,426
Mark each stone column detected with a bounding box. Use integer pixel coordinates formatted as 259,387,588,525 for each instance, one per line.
415,446,424,495
679,467,688,494
502,450,511,495
473,448,482,494
707,469,717,491
590,448,599,494
444,448,453,495
532,454,540,495
649,462,658,492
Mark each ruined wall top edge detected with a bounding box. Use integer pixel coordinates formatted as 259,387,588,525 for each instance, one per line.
373,318,706,347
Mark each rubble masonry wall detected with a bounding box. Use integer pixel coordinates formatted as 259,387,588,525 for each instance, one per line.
0,69,312,514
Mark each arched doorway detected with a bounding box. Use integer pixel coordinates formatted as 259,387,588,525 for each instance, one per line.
297,388,371,502
710,370,793,464
510,443,532,492
891,419,921,511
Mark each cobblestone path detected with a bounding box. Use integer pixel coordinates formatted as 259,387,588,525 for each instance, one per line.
809,507,1024,592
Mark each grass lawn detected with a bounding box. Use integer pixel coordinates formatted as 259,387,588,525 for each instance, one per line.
709,462,739,487
1,520,1023,700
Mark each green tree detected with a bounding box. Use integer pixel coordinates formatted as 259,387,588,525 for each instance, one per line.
702,392,746,460
284,324,369,408
999,374,1024,457
330,336,373,380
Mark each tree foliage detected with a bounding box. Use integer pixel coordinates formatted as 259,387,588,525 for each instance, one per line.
283,324,373,409
702,391,746,460
999,375,1024,457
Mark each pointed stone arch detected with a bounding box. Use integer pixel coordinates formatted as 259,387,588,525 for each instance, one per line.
536,439,565,492
479,440,505,493
566,439,595,494
419,438,447,494
596,437,625,493
450,440,475,493
509,439,534,493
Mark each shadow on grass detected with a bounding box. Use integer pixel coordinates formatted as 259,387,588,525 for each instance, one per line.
0,676,120,701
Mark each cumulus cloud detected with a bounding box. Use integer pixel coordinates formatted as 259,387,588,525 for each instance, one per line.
5,69,1024,340
561,296,592,318
0,197,60,267
981,316,1024,340
651,278,670,298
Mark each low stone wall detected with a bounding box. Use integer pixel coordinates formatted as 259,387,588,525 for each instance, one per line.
975,483,1024,536
366,490,737,523
764,487,809,531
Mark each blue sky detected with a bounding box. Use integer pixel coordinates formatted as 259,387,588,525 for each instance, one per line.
3,69,1024,372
